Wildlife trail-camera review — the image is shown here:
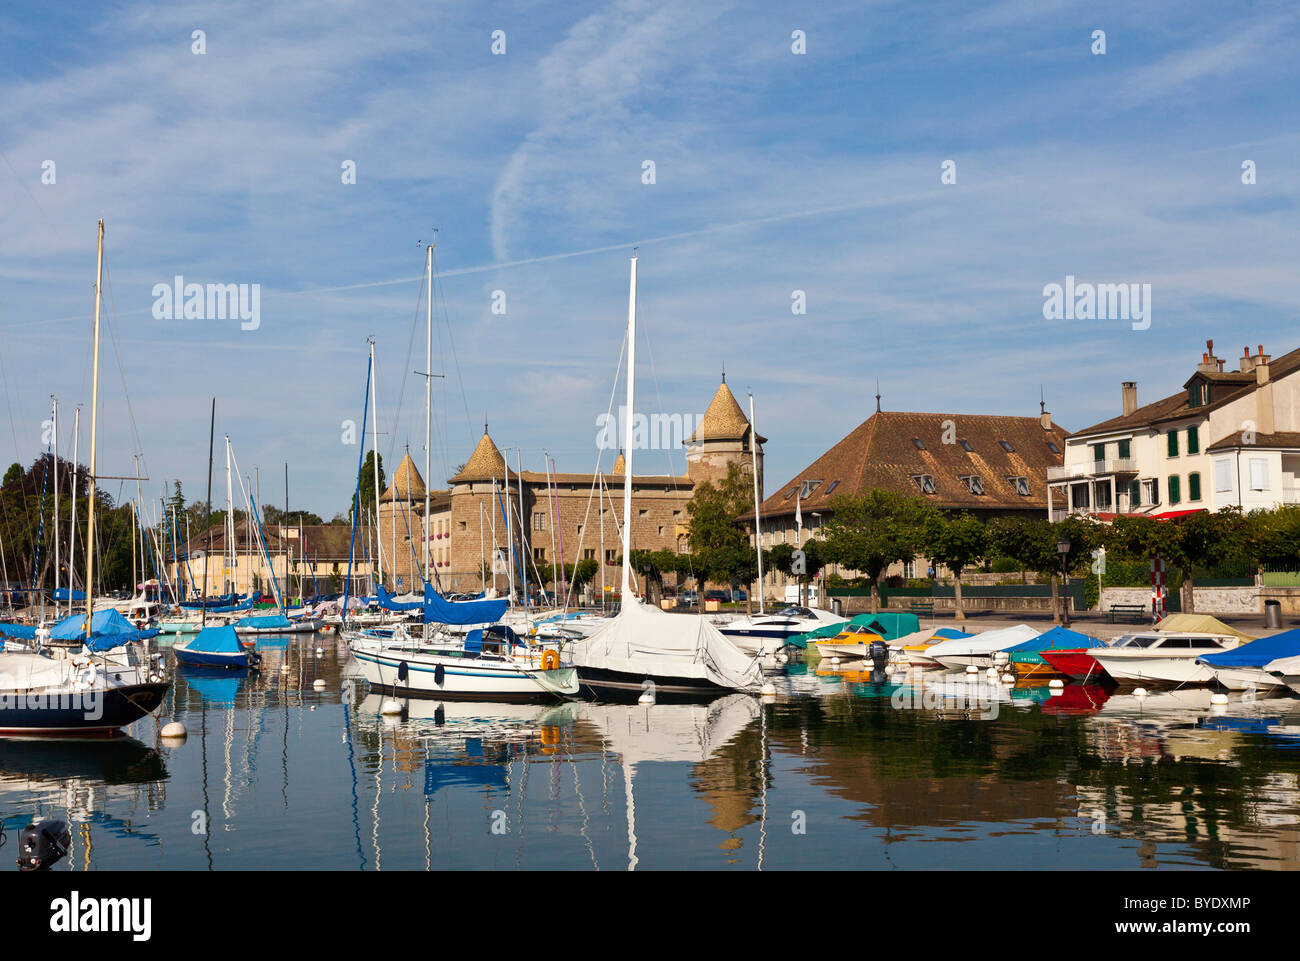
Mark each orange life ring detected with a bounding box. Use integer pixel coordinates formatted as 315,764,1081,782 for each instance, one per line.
540,649,559,671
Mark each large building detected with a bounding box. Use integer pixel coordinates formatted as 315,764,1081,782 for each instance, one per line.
747,402,1067,593
375,377,764,598
1051,340,1300,519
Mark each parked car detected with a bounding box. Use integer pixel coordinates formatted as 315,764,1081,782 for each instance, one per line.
681,590,699,604
704,590,729,602
729,589,748,602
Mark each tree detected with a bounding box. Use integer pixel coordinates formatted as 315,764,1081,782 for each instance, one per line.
766,539,826,607
987,514,1097,624
1105,507,1248,614
821,489,934,613
922,512,988,621
349,451,386,521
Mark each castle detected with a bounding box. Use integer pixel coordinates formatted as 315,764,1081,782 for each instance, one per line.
376,377,764,597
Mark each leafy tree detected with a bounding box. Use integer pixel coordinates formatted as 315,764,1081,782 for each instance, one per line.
349,451,386,521
821,489,934,613
1104,507,1247,614
922,512,988,621
685,461,760,604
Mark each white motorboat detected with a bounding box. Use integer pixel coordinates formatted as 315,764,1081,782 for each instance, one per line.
926,624,1041,671
1267,654,1300,694
719,605,843,655
1091,631,1241,687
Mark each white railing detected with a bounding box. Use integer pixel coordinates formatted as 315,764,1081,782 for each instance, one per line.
1282,487,1300,505
1047,458,1137,482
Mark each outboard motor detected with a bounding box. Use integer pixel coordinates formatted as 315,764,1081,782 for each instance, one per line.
17,819,70,871
868,639,890,683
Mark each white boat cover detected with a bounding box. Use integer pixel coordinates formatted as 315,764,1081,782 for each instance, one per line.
579,695,760,765
569,599,764,691
0,652,73,691
924,624,1041,660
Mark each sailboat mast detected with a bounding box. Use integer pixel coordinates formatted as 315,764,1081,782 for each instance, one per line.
423,244,433,586
369,338,382,590
68,406,79,616
225,437,234,594
749,392,764,615
517,448,527,608
52,397,59,608
503,468,515,603
202,398,214,627
84,219,103,631
620,254,637,602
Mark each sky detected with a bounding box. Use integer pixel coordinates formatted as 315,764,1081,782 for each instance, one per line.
1,0,1297,519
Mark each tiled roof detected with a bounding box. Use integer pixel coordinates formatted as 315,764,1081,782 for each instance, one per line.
1208,430,1300,452
747,410,1065,519
450,430,507,482
1071,344,1300,439
686,379,767,444
380,449,426,502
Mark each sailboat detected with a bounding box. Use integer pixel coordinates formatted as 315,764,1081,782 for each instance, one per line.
569,256,764,698
0,220,172,734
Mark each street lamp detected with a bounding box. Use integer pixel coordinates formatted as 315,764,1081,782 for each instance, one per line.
1056,537,1071,627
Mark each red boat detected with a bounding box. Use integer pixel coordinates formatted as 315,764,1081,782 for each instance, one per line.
1042,683,1111,716
1040,649,1111,683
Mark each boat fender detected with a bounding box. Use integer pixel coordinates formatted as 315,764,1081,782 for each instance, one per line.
541,649,560,671
80,663,98,688
398,660,410,683
433,662,444,686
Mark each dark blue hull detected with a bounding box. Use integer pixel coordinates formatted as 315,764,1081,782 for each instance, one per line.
0,682,170,735
173,646,261,669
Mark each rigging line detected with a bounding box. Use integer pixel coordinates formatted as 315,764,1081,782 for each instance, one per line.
101,258,148,478
430,245,475,453
383,266,426,467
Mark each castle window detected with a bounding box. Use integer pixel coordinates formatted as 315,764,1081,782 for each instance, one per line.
605,549,616,564
583,549,595,560
534,547,546,561
533,512,546,531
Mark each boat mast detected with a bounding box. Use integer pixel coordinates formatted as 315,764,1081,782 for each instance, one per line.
52,397,59,610
503,468,515,603
749,391,764,615
68,406,79,616
225,436,234,594
202,398,214,627
423,243,433,587
620,254,637,604
84,219,103,633
517,448,527,608
599,470,606,612
369,338,382,591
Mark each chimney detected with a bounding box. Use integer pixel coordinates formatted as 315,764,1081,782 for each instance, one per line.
1039,409,1052,430
1197,338,1221,374
1258,343,1271,365
1121,381,1137,417
1241,345,1255,372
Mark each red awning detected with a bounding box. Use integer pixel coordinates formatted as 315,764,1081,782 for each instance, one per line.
1149,508,1206,521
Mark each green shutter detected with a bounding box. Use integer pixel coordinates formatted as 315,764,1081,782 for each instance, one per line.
1118,439,1131,459
1189,472,1201,501
1168,475,1181,505
1167,431,1179,457
1128,479,1140,507
1091,443,1106,462
1187,425,1199,454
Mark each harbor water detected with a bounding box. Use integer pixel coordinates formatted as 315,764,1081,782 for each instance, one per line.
5,635,1300,870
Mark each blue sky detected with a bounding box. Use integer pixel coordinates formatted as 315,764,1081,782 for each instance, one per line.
1,0,1297,518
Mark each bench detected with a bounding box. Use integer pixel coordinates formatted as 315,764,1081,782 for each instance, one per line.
1107,603,1148,624
909,599,935,616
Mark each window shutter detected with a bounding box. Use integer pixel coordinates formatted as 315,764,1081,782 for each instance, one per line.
1189,472,1201,501
1250,458,1269,491
1214,458,1233,493
1168,475,1181,505
1187,426,1199,455
1167,431,1178,457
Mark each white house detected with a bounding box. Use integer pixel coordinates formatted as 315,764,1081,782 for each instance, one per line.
1049,340,1300,520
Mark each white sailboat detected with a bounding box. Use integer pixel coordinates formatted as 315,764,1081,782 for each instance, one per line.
569,256,764,698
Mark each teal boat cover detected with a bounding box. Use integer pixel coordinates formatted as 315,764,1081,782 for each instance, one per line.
234,613,292,630
189,625,244,654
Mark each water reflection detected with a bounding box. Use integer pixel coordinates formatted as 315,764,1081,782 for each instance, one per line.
2,635,1300,869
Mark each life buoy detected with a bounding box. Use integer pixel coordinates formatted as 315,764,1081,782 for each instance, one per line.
540,649,559,671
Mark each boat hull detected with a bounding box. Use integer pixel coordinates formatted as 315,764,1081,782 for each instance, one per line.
574,665,733,700
0,681,170,735
173,643,261,669
1040,650,1107,682
1090,652,1216,687
1207,665,1286,692
352,648,574,702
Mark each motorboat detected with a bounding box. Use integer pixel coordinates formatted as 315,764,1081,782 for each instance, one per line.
925,624,1041,671
1089,631,1241,687
1199,628,1300,693
719,605,843,655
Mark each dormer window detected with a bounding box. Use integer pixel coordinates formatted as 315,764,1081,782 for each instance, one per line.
1189,382,1211,408
959,440,974,452
801,479,823,497
1007,475,1030,496
911,473,936,494
911,438,926,450
999,440,1015,452
1047,442,1061,454
960,475,985,495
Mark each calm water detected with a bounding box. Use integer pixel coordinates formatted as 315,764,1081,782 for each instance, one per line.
4,635,1300,870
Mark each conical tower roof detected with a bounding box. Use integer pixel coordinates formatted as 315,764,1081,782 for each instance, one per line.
380,449,427,502
451,428,507,482
611,451,626,474
686,377,767,444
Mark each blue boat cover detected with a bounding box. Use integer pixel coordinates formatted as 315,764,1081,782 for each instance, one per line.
180,592,237,610
423,585,507,626
52,588,86,602
187,625,244,654
932,628,974,640
376,584,424,611
464,629,484,654
234,613,291,630
1006,626,1104,652
49,608,160,652
0,623,38,639
1199,628,1300,667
